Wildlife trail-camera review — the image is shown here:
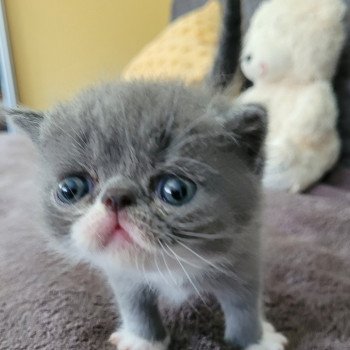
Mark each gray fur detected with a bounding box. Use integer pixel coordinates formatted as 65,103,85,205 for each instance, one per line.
7,80,266,349
108,274,167,342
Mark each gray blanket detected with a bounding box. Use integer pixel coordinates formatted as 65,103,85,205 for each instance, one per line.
0,134,349,350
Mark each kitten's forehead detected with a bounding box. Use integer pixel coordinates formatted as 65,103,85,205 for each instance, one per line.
40,82,215,178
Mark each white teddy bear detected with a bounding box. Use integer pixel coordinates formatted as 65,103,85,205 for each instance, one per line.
239,0,347,192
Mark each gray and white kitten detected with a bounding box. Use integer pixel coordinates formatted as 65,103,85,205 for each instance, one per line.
7,81,287,350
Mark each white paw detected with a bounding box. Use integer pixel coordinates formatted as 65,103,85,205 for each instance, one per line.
246,322,288,350
109,329,170,350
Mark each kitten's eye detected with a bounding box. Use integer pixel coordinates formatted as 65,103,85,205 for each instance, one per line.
157,175,196,206
57,175,93,204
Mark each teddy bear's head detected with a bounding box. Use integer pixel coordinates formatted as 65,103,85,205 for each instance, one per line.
241,0,347,84
241,29,292,83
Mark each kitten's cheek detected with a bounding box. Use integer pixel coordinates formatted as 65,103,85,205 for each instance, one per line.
71,203,116,251
118,213,156,252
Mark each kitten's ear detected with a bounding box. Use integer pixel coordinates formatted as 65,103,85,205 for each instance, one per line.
223,104,267,171
5,107,44,142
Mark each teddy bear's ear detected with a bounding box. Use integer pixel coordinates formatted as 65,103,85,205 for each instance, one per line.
5,107,44,143
223,104,267,172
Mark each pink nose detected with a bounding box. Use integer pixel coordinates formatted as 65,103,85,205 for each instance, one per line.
260,63,268,76
102,188,136,211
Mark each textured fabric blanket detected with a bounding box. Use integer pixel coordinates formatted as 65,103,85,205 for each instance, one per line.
0,134,349,350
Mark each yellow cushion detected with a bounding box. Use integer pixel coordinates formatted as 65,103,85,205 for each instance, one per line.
122,0,221,85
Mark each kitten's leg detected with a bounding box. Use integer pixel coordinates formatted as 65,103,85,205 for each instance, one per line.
108,276,169,350
214,288,287,350
215,288,262,348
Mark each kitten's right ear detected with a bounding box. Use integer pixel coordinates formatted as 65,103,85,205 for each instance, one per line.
5,107,44,142
218,103,267,173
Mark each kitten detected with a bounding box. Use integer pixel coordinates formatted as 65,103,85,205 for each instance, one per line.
7,80,287,350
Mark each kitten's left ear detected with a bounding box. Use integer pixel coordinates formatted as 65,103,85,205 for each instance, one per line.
221,104,267,171
5,107,44,142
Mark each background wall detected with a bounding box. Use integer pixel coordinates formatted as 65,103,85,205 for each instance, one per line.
5,0,171,109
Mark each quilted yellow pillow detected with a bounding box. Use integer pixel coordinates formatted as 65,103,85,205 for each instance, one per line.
122,0,221,85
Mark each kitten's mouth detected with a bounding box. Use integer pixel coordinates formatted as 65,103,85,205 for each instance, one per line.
112,223,133,243
101,218,133,248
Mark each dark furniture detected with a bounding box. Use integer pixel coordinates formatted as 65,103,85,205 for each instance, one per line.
173,0,350,166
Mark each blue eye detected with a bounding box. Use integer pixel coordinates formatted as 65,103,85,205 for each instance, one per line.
157,175,196,206
57,175,92,204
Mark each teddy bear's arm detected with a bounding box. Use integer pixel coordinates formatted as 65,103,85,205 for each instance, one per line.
287,82,338,142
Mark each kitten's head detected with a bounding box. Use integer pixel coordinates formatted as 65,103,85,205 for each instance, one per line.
8,81,266,271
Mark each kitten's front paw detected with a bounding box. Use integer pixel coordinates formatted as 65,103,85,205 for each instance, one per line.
245,322,288,350
109,329,170,350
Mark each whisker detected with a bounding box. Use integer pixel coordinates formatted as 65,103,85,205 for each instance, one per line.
69,124,87,149
49,118,85,152
47,211,80,220
177,240,249,291
171,156,220,176
141,254,152,289
158,239,179,286
167,216,217,230
170,133,213,152
171,127,239,154
163,242,208,306
159,239,202,269
172,231,227,241
173,113,209,142
134,250,141,273
176,240,231,275
154,253,171,286
185,298,200,315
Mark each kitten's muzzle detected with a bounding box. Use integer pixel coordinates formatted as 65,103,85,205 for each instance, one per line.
102,188,136,212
